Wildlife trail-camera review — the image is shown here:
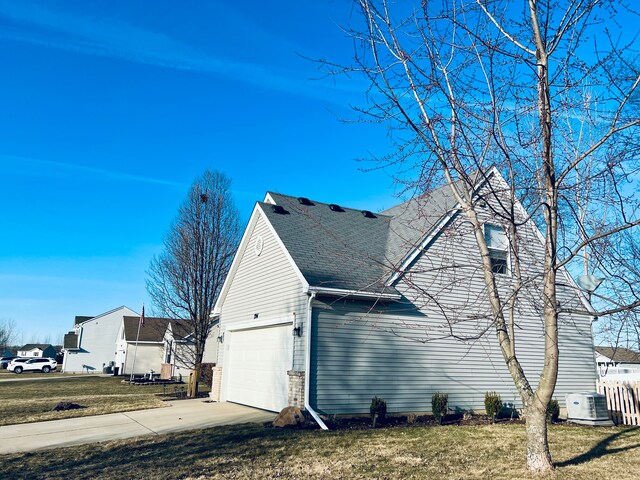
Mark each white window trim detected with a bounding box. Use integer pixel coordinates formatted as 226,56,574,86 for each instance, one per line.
483,223,511,276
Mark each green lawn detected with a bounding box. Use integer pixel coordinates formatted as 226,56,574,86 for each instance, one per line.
0,421,638,479
0,376,201,425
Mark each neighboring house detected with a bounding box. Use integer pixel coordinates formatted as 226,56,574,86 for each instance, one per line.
17,344,57,358
62,306,138,373
595,346,640,379
114,316,212,378
206,169,598,415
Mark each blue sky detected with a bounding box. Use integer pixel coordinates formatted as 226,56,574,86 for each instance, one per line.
0,1,400,343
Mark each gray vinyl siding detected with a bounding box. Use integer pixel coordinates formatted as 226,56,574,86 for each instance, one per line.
310,192,597,414
218,212,308,371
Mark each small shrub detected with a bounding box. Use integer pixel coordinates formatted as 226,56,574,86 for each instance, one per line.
370,396,387,428
547,399,560,423
484,391,503,423
431,392,448,425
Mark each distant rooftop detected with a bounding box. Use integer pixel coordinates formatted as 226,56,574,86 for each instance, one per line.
596,346,640,364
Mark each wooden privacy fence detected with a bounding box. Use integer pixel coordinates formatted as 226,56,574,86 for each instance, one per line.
597,380,640,426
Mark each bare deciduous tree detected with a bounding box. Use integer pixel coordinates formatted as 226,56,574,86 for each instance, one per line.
331,0,640,472
0,318,16,353
147,170,241,397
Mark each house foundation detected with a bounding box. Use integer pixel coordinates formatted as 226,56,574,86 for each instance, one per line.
287,370,305,408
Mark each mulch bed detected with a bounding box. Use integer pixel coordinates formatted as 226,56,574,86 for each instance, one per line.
268,412,530,431
324,413,526,430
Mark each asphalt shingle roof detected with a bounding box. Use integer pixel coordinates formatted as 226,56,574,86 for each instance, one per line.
122,316,192,342
261,186,459,294
381,183,460,268
19,344,53,351
74,316,94,325
596,346,640,364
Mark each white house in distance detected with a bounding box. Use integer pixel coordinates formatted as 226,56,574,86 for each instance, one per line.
63,306,218,376
206,169,598,417
62,306,137,373
114,315,201,379
595,346,640,379
17,344,57,359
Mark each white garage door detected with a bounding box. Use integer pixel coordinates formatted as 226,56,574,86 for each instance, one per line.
226,323,292,412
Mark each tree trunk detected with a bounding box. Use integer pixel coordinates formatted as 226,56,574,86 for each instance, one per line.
525,405,553,473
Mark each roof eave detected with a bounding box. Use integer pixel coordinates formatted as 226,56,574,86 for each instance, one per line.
306,286,401,301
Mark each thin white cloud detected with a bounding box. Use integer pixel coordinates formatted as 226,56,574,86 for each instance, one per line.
0,154,187,188
0,1,359,102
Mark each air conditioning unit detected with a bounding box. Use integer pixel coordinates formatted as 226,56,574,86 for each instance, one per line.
565,392,613,426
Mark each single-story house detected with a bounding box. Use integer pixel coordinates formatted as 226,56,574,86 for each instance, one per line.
62,306,138,373
207,169,597,419
595,346,640,378
114,315,209,378
17,344,57,359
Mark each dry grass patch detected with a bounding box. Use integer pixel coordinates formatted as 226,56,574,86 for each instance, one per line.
0,371,68,378
0,395,168,425
0,376,172,425
0,421,638,480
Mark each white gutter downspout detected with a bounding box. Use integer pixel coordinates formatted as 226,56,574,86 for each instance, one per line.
304,292,328,430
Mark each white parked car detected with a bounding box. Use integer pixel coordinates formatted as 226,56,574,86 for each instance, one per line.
8,357,57,374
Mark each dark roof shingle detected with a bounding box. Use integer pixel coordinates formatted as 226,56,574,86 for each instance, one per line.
596,346,640,363
74,316,94,325
262,186,458,294
122,316,192,342
19,343,53,351
261,194,394,294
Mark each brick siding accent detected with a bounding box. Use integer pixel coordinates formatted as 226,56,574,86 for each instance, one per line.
287,370,305,408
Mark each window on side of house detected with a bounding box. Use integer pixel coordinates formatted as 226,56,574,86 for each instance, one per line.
165,340,173,364
484,224,509,275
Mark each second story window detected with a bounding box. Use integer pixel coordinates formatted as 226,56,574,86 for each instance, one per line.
484,224,509,275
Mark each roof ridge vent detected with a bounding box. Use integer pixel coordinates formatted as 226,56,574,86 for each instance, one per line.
297,197,315,206
329,204,344,212
361,210,376,218
271,205,289,214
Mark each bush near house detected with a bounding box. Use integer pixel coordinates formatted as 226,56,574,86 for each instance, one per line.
369,396,387,428
431,392,448,425
485,391,503,423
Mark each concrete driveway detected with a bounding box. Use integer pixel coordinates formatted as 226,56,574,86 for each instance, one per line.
0,400,275,454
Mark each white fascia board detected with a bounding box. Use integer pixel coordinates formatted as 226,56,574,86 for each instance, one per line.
76,305,138,327
307,286,401,301
263,192,277,204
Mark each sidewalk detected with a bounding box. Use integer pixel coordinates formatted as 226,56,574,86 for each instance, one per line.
0,400,275,454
